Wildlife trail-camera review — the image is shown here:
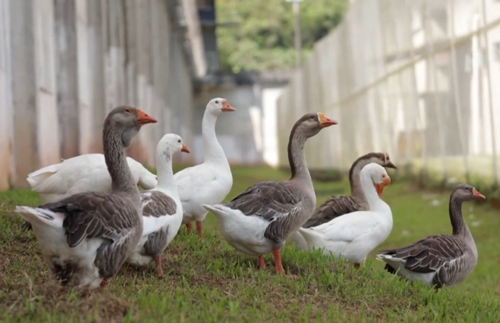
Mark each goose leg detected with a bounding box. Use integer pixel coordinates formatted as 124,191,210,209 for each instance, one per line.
272,248,284,274
354,263,360,269
154,255,164,278
258,255,266,269
186,223,192,234
100,277,108,288
196,221,203,240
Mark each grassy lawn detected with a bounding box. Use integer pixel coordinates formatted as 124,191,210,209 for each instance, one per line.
1,165,499,322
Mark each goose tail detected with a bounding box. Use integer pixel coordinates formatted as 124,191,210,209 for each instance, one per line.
15,206,64,229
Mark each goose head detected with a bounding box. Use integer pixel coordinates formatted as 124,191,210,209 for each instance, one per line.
104,106,158,147
294,112,337,138
452,184,486,201
207,98,236,116
361,163,391,197
358,152,397,170
156,134,191,159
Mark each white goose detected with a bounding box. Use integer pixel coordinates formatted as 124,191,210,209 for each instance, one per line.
174,98,235,240
297,163,393,268
27,154,157,204
127,134,190,277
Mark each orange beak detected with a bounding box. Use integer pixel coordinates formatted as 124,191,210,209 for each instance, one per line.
318,112,337,127
181,144,190,153
375,175,391,197
472,188,486,200
221,100,236,112
136,108,158,125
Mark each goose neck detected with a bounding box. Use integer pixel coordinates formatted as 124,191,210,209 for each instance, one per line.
287,128,311,183
449,196,471,238
155,148,176,191
359,171,380,210
349,166,365,200
202,111,227,164
103,127,137,196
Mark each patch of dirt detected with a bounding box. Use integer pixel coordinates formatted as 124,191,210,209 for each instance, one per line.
0,278,134,323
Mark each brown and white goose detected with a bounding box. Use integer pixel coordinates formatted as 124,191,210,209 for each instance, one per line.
304,152,396,228
16,106,157,289
377,184,485,289
291,152,396,248
127,134,190,277
202,113,337,273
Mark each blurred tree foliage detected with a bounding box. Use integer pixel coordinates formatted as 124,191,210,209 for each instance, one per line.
216,0,348,72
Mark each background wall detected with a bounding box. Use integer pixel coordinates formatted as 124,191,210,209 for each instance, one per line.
277,0,500,188
0,0,199,189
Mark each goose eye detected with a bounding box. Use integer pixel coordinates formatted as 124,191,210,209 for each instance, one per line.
215,100,219,104
125,108,131,113
178,139,181,143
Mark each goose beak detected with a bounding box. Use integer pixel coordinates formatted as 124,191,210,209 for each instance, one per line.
318,112,337,127
136,108,158,125
472,188,486,200
375,175,391,197
221,100,236,112
181,144,190,153
385,161,397,169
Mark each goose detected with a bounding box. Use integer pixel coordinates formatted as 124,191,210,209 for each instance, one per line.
15,106,157,289
27,154,157,204
291,152,396,249
203,113,337,273
126,134,190,277
376,184,485,289
174,98,235,240
296,163,393,268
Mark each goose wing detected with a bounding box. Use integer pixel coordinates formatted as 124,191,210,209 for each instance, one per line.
43,191,139,248
224,181,304,243
303,195,361,228
380,235,467,274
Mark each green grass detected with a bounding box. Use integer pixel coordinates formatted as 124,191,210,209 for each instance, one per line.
1,165,500,322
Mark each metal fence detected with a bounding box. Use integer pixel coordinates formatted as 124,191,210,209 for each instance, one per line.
0,0,199,189
277,0,500,187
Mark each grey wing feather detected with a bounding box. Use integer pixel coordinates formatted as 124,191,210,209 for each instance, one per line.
42,191,139,277
264,207,303,244
303,195,361,228
224,181,302,221
141,191,177,217
380,235,467,281
144,226,170,256
225,181,304,243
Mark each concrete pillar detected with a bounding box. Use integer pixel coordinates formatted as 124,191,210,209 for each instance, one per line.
33,0,59,167
0,0,14,189
10,0,59,187
103,0,127,112
87,0,106,153
10,0,37,187
54,0,80,158
76,0,92,154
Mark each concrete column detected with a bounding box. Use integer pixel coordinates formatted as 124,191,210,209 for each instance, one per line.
54,0,80,158
10,1,37,187
103,0,126,112
34,0,59,167
0,0,14,189
76,0,92,154
87,0,106,153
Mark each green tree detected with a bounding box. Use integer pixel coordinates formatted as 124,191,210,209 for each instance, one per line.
216,0,348,72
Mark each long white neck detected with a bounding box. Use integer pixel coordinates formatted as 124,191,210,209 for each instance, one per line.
202,110,228,165
360,173,383,211
155,148,176,193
